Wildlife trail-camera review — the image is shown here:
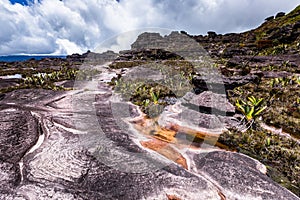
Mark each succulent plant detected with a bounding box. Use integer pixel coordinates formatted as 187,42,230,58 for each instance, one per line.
235,96,267,122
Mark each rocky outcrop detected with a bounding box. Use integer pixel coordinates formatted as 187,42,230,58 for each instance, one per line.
265,16,274,21
0,61,298,199
0,109,39,196
117,49,183,61
131,31,208,60
192,74,259,92
275,12,286,18
0,109,38,164
226,55,300,73
67,50,118,65
1,6,300,197
195,151,297,200
0,87,296,199
0,78,20,91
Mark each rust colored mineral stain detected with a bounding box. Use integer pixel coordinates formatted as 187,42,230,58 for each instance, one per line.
140,139,188,170
133,116,229,169
132,117,177,143
132,116,220,144
168,124,220,141
166,194,182,200
153,128,177,143
218,190,227,200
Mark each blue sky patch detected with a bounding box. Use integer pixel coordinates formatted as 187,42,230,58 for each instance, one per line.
10,0,31,5
10,0,119,5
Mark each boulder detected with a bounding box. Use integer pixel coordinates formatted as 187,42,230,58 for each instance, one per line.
275,12,286,18
265,16,274,21
207,31,217,39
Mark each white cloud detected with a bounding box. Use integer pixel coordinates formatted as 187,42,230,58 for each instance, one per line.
0,0,299,55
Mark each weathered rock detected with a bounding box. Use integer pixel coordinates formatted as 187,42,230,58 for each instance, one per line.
0,71,298,200
0,108,39,197
207,31,217,39
121,65,165,81
0,88,222,199
265,16,274,21
131,31,208,60
195,151,299,200
1,19,300,198
182,91,235,114
0,162,21,195
0,109,38,164
221,47,247,58
275,12,286,18
227,55,300,73
117,49,183,61
192,74,259,92
0,78,19,89
158,91,240,137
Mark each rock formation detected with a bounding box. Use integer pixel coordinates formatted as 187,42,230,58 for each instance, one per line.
0,4,300,200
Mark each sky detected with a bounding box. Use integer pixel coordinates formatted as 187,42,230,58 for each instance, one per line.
1,0,300,55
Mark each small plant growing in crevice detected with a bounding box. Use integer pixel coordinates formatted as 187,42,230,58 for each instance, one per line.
294,76,300,85
269,77,292,88
150,88,160,104
235,96,267,130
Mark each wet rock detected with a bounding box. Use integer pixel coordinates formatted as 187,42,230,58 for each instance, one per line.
0,88,223,199
1,20,300,198
158,92,239,134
